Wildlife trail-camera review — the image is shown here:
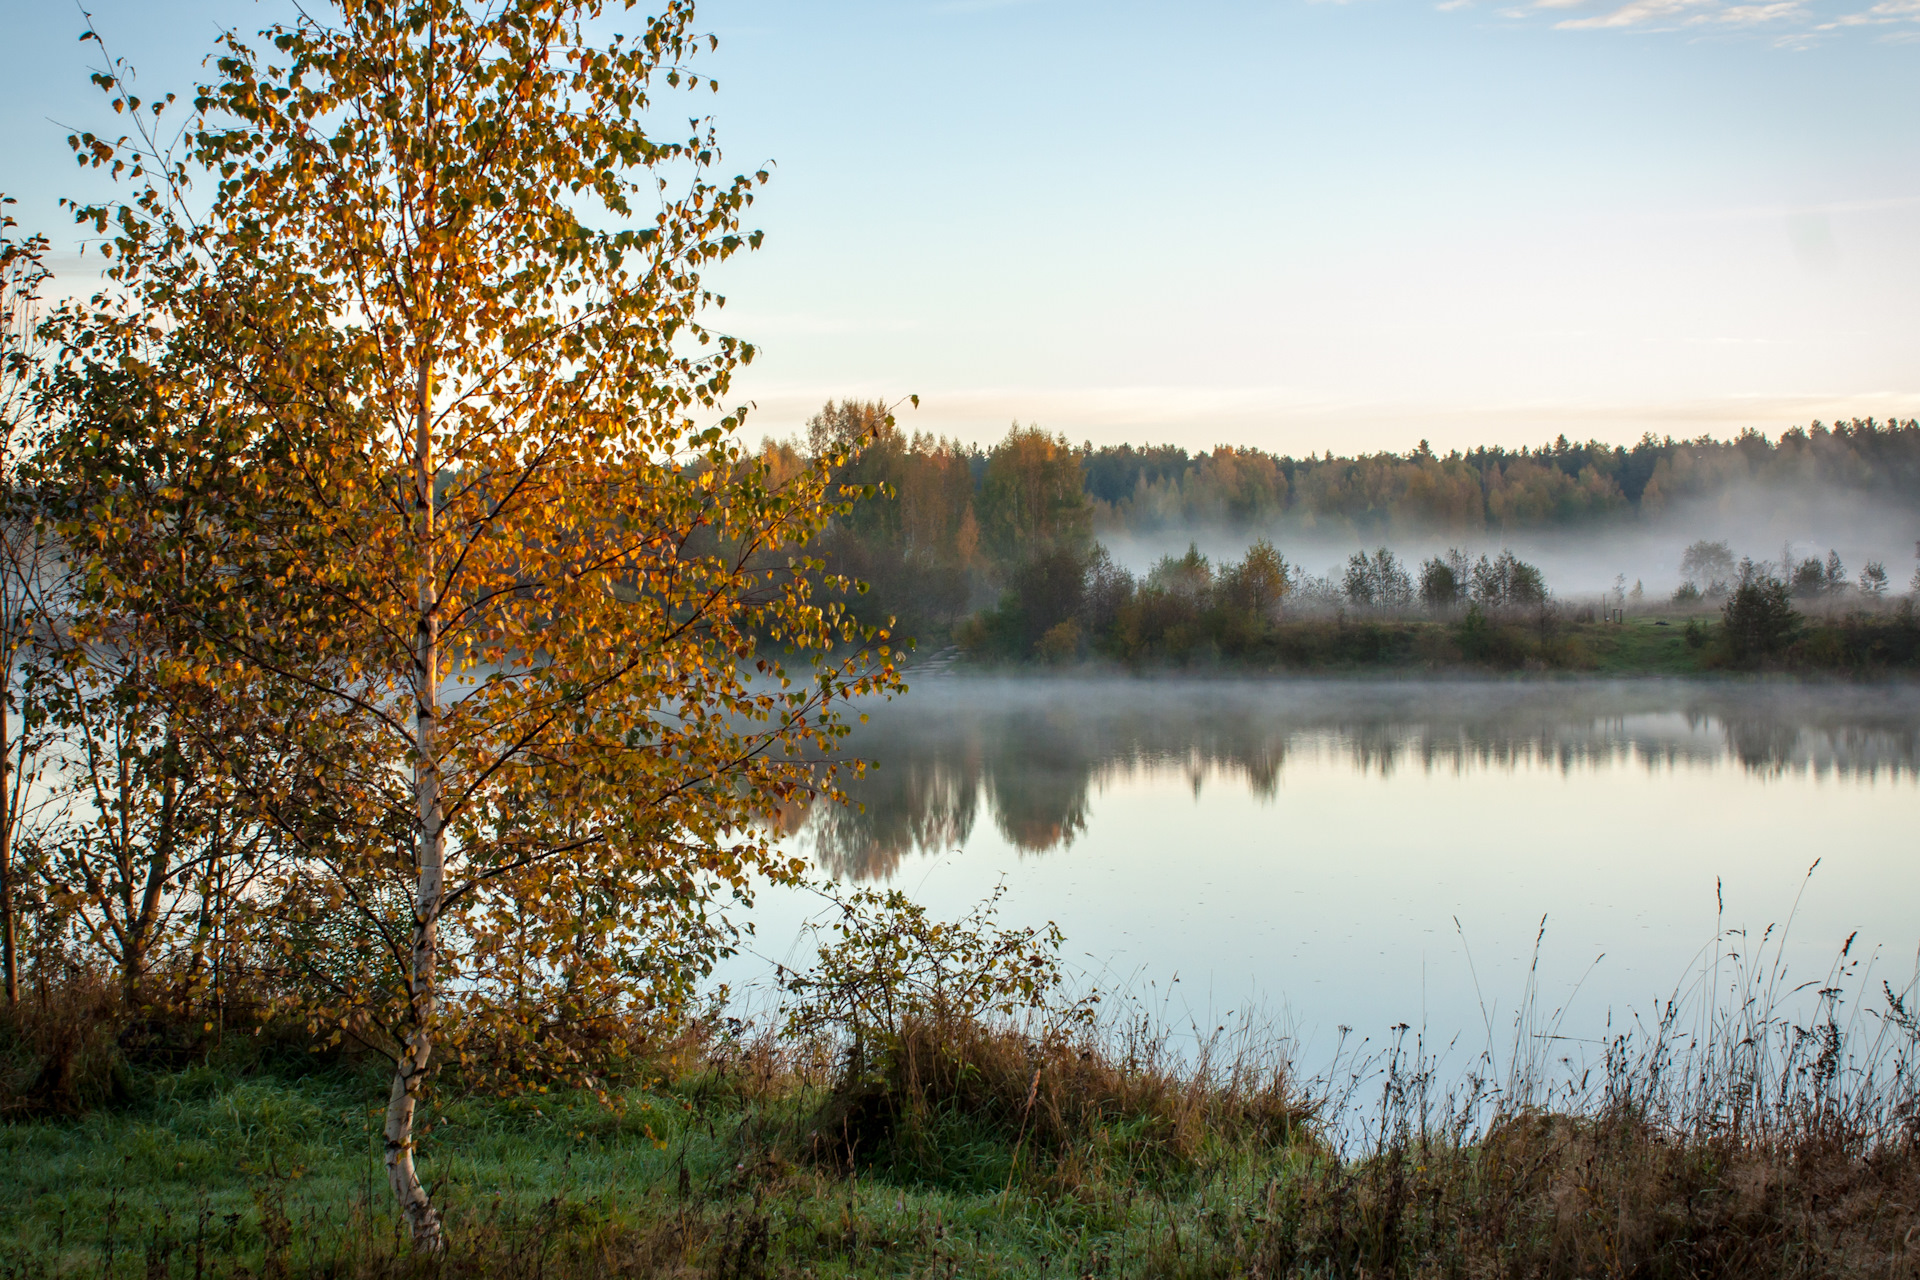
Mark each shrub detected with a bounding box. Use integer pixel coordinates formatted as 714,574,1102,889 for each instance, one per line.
777,884,1081,1081
1454,604,1533,666
774,887,1314,1184
1035,618,1082,663
777,884,1094,1172
1419,553,1466,611
1721,575,1799,664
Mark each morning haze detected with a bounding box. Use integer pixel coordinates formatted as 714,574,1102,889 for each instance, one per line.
2,1,1918,1274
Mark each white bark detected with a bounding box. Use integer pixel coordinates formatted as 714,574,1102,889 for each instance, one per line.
1,685,15,1006
386,350,446,1252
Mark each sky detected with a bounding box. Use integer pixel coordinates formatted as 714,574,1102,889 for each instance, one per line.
3,0,1917,455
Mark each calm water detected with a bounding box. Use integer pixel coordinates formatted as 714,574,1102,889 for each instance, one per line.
723,678,1920,1061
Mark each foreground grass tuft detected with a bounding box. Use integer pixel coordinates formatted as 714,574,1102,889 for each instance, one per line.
6,891,1919,1277
3,1011,1919,1278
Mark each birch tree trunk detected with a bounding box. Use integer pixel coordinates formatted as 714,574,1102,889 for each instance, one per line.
1,697,15,1007
385,350,445,1252
120,748,178,1003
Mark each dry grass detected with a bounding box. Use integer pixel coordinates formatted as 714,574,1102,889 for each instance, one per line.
0,953,129,1115
798,1011,1312,1187
5,904,1920,1276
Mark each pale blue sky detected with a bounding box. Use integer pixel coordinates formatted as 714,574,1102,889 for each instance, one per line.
3,0,1917,453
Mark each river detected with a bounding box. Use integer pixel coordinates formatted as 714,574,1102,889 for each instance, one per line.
720,676,1920,1070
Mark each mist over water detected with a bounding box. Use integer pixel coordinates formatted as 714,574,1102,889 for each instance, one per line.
724,676,1920,1066
1098,486,1920,598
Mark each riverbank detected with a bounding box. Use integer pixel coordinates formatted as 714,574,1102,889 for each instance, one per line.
5,1036,1916,1279
946,607,1920,677
5,959,1917,1278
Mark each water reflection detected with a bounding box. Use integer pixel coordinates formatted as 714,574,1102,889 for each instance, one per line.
801,679,1920,880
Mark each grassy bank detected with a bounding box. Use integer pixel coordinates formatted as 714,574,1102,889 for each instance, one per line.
6,968,1920,1277
950,607,1920,677
0,1028,1300,1279
7,1033,1920,1278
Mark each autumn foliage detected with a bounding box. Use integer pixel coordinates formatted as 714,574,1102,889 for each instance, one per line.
10,0,899,1248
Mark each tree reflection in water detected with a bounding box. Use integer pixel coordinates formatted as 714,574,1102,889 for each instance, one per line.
795,679,1920,881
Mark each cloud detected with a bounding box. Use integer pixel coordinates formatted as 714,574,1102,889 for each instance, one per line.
1710,0,1812,22
1554,0,1718,31
1820,0,1920,25
1479,0,1915,35
927,0,1047,13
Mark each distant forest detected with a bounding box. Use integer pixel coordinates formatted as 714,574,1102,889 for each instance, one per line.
769,405,1920,656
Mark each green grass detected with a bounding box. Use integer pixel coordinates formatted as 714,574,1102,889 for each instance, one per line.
975,605,1920,676
1576,617,1703,675
9,879,1920,1278
7,1031,1919,1279
1192,614,1719,675
0,1057,1316,1278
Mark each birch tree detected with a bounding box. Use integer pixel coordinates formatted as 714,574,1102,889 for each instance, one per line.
51,0,896,1248
0,198,66,1006
30,616,277,1005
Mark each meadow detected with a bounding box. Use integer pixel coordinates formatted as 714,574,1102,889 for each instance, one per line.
6,896,1918,1279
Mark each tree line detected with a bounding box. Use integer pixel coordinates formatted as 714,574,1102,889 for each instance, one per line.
1079,421,1920,533
1673,538,1904,603
781,402,1920,653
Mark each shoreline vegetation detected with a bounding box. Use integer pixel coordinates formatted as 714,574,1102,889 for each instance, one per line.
784,404,1920,676
931,603,1920,678
4,887,1918,1279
